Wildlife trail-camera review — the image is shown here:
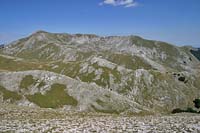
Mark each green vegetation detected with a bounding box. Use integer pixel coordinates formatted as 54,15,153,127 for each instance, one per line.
172,98,200,114
38,81,46,88
0,85,22,102
76,51,94,61
94,63,121,83
193,99,200,109
156,42,183,70
17,43,60,61
47,61,81,78
62,62,81,78
157,42,179,57
0,54,122,89
131,36,178,60
20,75,36,89
190,49,200,61
171,108,184,114
0,56,44,71
80,72,96,83
82,63,121,88
106,53,152,70
130,36,182,70
95,67,111,87
96,99,105,105
26,83,78,108
117,86,132,94
172,107,198,114
130,36,156,49
117,77,134,94
150,70,168,81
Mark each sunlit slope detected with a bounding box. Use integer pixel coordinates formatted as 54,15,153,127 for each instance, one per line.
0,31,199,114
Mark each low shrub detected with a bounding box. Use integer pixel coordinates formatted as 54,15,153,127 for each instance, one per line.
172,108,184,114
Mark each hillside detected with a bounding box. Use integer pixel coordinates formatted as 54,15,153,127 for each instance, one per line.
0,31,200,114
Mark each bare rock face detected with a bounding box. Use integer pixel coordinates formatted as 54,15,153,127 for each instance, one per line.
0,31,200,114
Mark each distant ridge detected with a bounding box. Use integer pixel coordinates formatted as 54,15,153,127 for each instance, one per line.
0,31,199,114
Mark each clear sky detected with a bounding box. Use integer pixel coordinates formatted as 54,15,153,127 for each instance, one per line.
0,0,199,47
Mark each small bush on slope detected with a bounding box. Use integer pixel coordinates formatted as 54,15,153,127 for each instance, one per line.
172,99,200,114
193,99,200,109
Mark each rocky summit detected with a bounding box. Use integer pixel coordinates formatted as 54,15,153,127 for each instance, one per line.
0,31,200,115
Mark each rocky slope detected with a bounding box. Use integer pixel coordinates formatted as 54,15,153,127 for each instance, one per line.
0,30,200,114
1,104,200,132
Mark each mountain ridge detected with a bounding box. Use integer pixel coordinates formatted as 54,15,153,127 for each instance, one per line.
0,30,199,114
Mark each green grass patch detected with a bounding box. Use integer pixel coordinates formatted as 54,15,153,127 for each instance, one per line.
0,56,45,71
157,42,179,57
106,53,152,70
150,70,167,81
26,83,78,108
20,75,36,89
47,61,81,78
131,36,156,49
117,86,132,94
0,85,22,102
80,72,96,83
76,51,94,61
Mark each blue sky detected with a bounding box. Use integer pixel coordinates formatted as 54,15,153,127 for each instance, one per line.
0,0,200,47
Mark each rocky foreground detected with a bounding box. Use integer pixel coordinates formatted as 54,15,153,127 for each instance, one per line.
0,104,200,133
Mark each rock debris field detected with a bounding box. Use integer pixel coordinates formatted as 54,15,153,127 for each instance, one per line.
0,104,200,133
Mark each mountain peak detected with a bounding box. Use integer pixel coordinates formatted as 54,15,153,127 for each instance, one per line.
33,30,49,35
